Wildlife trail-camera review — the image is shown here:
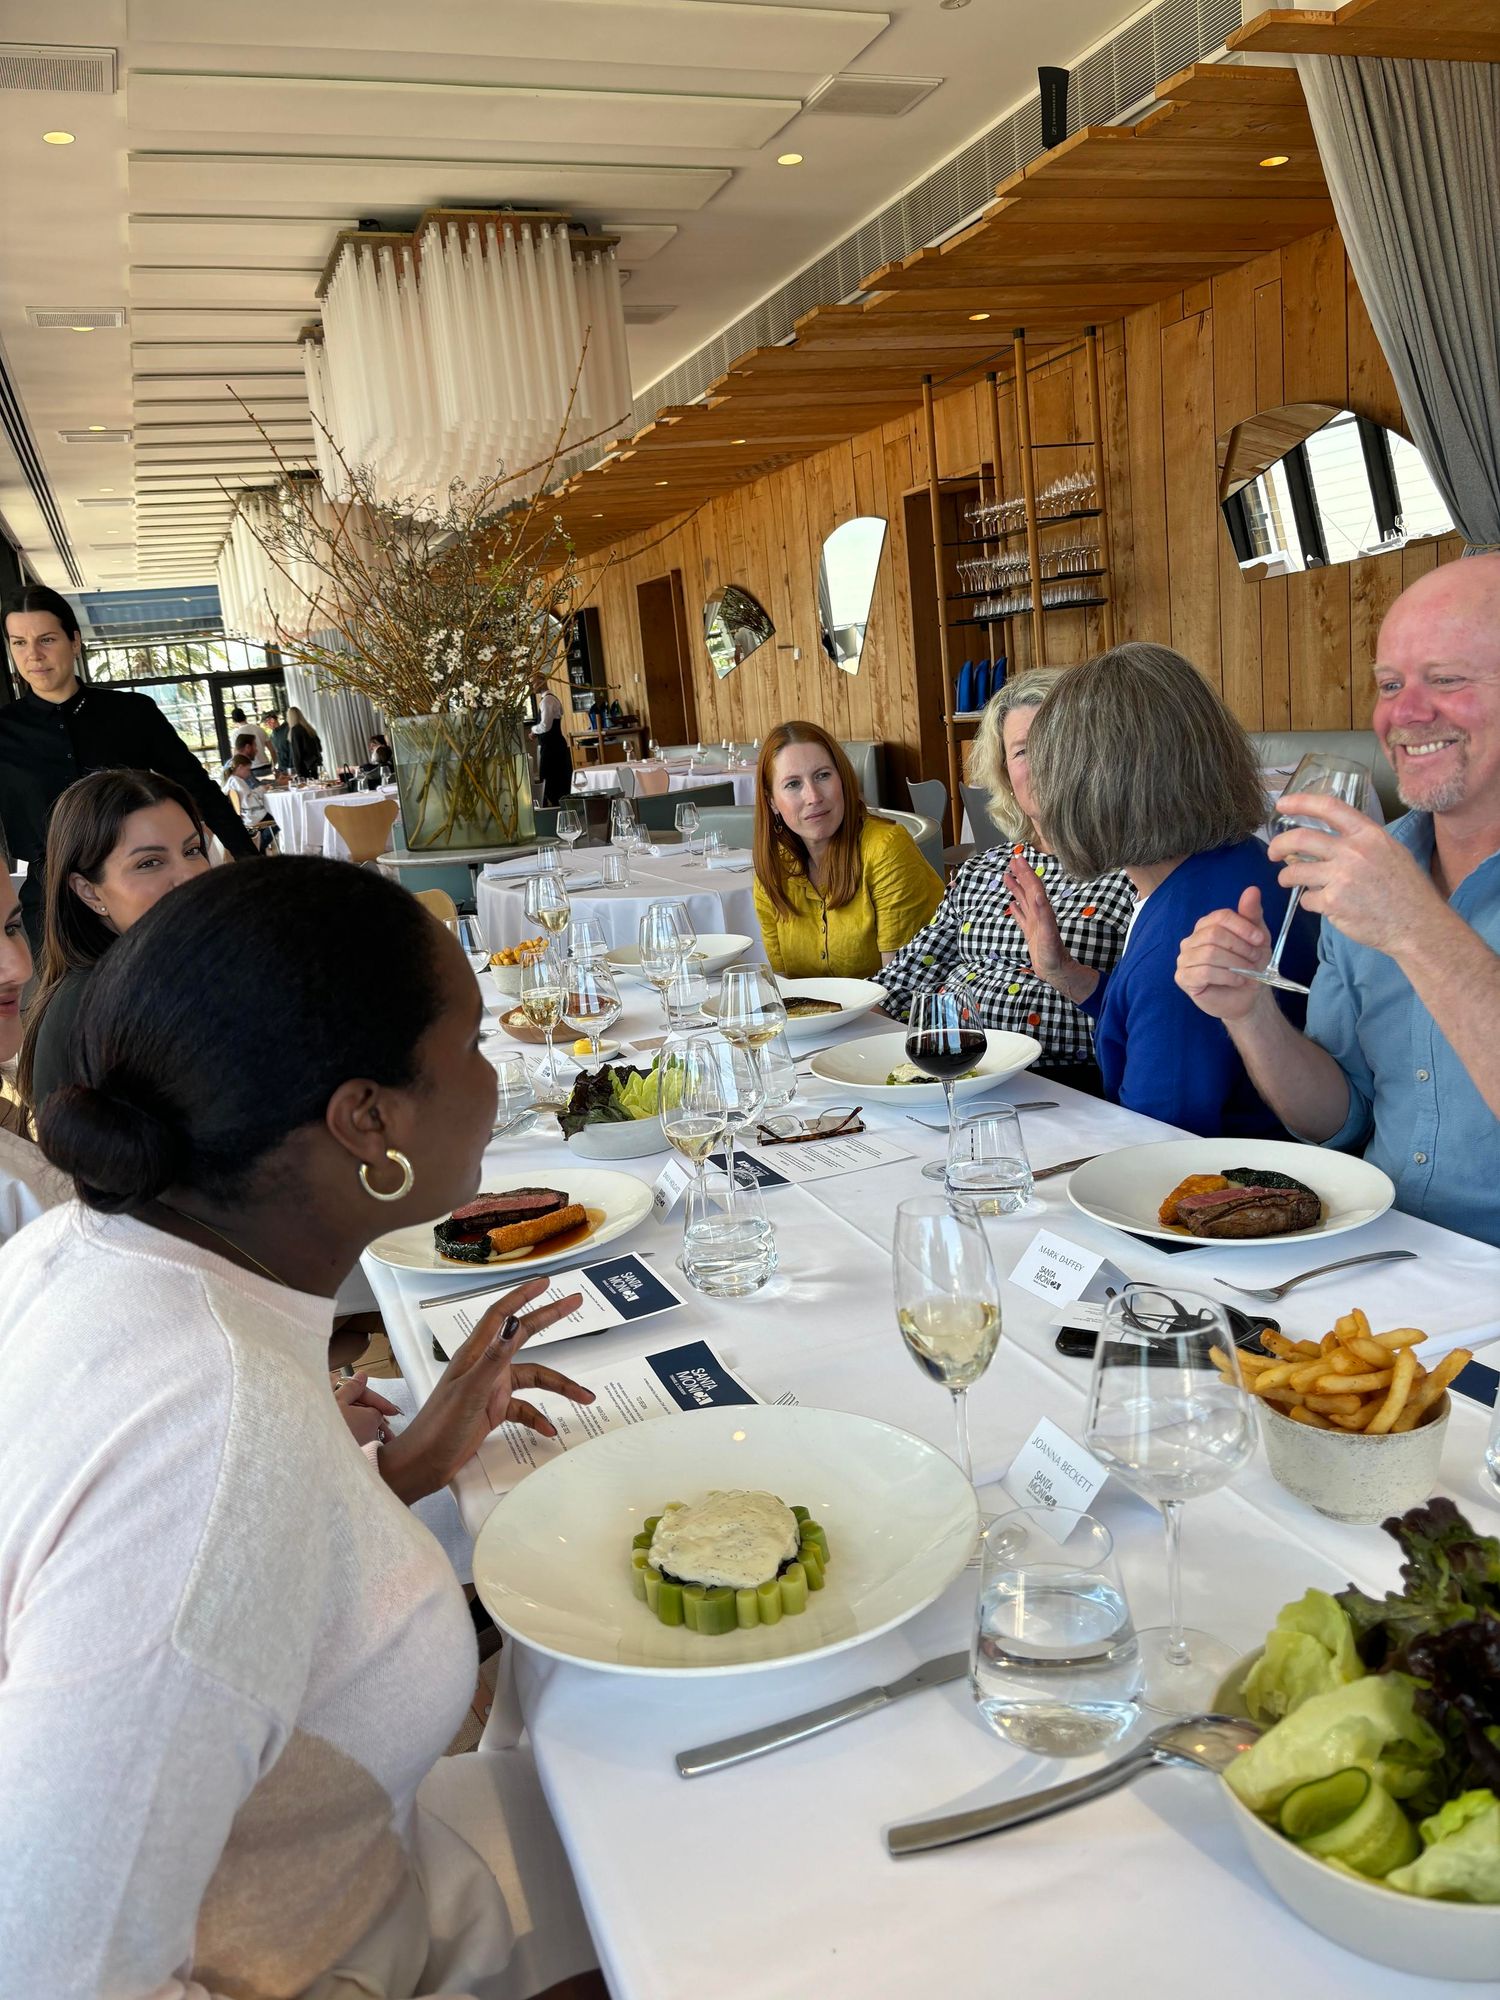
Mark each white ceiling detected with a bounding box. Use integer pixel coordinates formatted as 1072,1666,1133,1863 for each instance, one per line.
0,0,1141,597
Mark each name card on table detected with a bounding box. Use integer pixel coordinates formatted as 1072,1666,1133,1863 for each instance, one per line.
421,1251,685,1360
476,1339,761,1493
1009,1228,1126,1308
652,1156,694,1220
1001,1416,1111,1538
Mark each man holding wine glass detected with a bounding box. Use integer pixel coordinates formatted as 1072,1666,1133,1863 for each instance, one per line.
1176,555,1500,1245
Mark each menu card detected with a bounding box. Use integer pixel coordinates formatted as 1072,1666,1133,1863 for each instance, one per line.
421,1251,684,1360
476,1339,761,1491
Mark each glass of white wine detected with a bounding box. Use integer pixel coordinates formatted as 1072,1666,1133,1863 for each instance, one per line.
1233,751,1373,995
519,953,566,1095
892,1195,1003,1552
718,964,789,1121
562,956,622,1060
524,872,571,945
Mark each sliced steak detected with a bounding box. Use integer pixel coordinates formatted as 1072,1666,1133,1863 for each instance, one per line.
436,1187,570,1262
1173,1185,1321,1238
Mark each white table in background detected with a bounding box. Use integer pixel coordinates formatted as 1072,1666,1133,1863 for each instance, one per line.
265,784,400,857
573,762,757,807
475,846,761,954
362,985,1500,2000
316,786,402,860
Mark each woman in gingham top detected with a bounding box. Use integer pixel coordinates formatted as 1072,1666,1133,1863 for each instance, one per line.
881,671,1134,1092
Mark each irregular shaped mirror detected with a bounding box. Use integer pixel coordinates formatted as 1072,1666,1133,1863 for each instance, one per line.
704,584,774,679
818,515,887,674
1218,404,1455,578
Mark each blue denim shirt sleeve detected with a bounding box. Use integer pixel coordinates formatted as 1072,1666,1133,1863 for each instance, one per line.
1302,923,1372,1150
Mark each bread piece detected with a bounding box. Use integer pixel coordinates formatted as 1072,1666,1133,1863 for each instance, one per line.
487,1201,588,1255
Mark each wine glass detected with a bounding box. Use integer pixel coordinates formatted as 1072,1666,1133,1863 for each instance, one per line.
906,984,987,1184
892,1195,1003,1552
562,956,622,1059
718,964,788,1104
609,796,638,853
555,805,585,858
519,953,566,1094
566,916,608,964
1084,1284,1256,1712
524,872,571,945
674,800,701,862
639,905,685,1022
534,839,562,874
1233,752,1373,995
657,1028,730,1212
455,914,489,975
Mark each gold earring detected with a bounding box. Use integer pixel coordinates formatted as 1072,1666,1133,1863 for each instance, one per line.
359,1149,414,1202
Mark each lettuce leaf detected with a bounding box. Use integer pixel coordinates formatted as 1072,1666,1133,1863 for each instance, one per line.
557,1063,660,1138
1243,1589,1364,1724
1386,1790,1500,1903
1226,1674,1445,1814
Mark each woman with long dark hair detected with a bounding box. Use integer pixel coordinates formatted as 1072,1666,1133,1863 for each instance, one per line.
0,857,597,1994
17,769,211,1114
286,703,324,779
751,719,942,976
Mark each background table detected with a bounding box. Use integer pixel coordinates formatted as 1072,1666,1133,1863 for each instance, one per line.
476,847,761,954
363,981,1500,2000
572,762,757,807
264,784,401,858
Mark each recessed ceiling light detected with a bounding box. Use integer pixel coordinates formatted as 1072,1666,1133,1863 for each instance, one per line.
593,512,604,518
71,324,95,333
777,153,803,167
99,486,114,492
732,438,747,445
656,479,670,486
968,311,991,322
939,0,972,10
87,423,107,431
1260,155,1290,168
43,131,75,146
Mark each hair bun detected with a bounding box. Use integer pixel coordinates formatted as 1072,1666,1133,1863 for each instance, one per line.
38,1080,187,1213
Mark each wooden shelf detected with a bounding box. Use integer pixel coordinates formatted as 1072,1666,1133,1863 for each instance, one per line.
944,509,1103,548
947,569,1107,599
952,597,1108,626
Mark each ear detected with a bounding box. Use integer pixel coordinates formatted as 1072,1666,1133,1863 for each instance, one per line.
324,1076,411,1174
68,871,110,920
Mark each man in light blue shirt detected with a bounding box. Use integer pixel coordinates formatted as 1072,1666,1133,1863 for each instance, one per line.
1175,554,1500,1247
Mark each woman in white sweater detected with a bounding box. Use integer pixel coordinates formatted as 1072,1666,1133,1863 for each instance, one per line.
0,857,597,1999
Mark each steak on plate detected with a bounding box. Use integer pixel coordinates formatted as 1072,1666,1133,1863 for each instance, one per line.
1171,1184,1321,1239
435,1187,570,1262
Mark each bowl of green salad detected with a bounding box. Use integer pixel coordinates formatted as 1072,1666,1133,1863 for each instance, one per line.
558,1061,670,1159
1217,1498,1500,1978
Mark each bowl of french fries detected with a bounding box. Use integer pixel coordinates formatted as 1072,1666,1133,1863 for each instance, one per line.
1219,1310,1470,1525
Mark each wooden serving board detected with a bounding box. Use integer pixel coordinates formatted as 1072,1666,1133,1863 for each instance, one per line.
499,1007,549,1045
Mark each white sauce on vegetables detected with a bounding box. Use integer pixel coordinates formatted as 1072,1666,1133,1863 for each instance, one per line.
648,1491,800,1590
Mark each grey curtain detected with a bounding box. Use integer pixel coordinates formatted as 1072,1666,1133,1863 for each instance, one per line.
1295,54,1500,551
284,657,380,770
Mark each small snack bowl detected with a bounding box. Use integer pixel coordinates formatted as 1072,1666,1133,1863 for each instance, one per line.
1259,1395,1449,1525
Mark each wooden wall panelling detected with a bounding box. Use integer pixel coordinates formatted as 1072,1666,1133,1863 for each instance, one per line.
1212,263,1266,727
1160,308,1222,679
1122,304,1172,645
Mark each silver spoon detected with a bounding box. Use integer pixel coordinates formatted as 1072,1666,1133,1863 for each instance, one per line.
886,1714,1261,1856
1213,1248,1417,1304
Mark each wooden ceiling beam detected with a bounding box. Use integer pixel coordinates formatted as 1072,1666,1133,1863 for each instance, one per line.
1230,0,1500,60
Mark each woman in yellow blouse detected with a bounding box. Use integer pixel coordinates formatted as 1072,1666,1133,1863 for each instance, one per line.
752,721,943,977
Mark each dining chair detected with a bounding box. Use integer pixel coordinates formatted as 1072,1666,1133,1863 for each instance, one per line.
633,782,736,834
632,766,670,797
907,777,949,825
871,805,943,876
413,887,459,923
693,804,755,849
325,799,399,866
959,783,1007,854
613,766,638,797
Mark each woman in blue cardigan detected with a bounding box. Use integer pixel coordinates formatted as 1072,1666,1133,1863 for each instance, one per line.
1007,643,1316,1138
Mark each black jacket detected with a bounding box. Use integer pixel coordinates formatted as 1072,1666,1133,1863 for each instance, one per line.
0,683,257,940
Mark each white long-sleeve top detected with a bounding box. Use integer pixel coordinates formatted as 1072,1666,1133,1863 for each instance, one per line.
0,1205,507,2000
528,691,562,736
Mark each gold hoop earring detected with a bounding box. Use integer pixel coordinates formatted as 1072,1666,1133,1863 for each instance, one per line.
359,1149,414,1202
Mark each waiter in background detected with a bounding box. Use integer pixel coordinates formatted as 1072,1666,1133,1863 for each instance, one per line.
529,669,573,808
0,585,257,950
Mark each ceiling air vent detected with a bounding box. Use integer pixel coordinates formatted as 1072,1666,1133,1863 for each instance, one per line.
0,44,117,93
806,74,942,119
76,495,135,507
624,303,676,325
28,308,128,330
59,427,133,444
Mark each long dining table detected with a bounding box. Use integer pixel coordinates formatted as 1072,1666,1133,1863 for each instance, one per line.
362,977,1500,2000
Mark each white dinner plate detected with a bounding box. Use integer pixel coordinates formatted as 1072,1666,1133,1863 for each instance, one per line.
805,1027,1040,1102
367,1167,654,1276
700,975,886,1044
605,932,754,981
472,1405,978,1675
1067,1138,1395,1248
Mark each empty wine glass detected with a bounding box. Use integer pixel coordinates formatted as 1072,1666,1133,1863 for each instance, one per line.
1084,1284,1256,1712
562,956,622,1059
555,805,585,857
674,799,701,862
1233,751,1374,995
893,1195,1003,1554
906,984,986,1184
609,796,638,850
566,916,608,964
639,903,687,1021
524,872,571,945
455,914,489,974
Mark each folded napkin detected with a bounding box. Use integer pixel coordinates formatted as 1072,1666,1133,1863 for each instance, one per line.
482,852,556,882
706,851,754,873
562,872,602,891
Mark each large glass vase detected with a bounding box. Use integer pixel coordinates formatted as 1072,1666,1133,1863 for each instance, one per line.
389,709,535,852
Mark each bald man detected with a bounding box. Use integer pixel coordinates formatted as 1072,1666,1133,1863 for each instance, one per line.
1176,553,1500,1245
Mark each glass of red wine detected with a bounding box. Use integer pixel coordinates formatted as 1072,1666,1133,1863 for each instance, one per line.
906,984,987,1184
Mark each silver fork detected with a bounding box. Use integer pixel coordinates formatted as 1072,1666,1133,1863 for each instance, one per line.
1213,1248,1417,1304
904,1098,1058,1131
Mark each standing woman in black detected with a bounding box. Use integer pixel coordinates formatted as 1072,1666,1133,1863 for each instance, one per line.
285,704,323,780
0,585,255,950
529,671,572,808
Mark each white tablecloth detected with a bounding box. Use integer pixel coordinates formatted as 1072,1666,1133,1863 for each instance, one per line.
573,763,757,807
362,985,1500,2000
476,847,761,954
265,785,400,858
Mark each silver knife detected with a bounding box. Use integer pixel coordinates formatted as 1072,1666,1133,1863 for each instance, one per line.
676,1650,969,1778
1033,1154,1099,1182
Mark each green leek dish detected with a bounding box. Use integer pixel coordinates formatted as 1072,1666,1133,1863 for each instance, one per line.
630,1501,832,1635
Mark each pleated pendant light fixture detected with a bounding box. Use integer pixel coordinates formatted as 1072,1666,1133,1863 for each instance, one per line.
302,208,632,508
217,483,377,643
